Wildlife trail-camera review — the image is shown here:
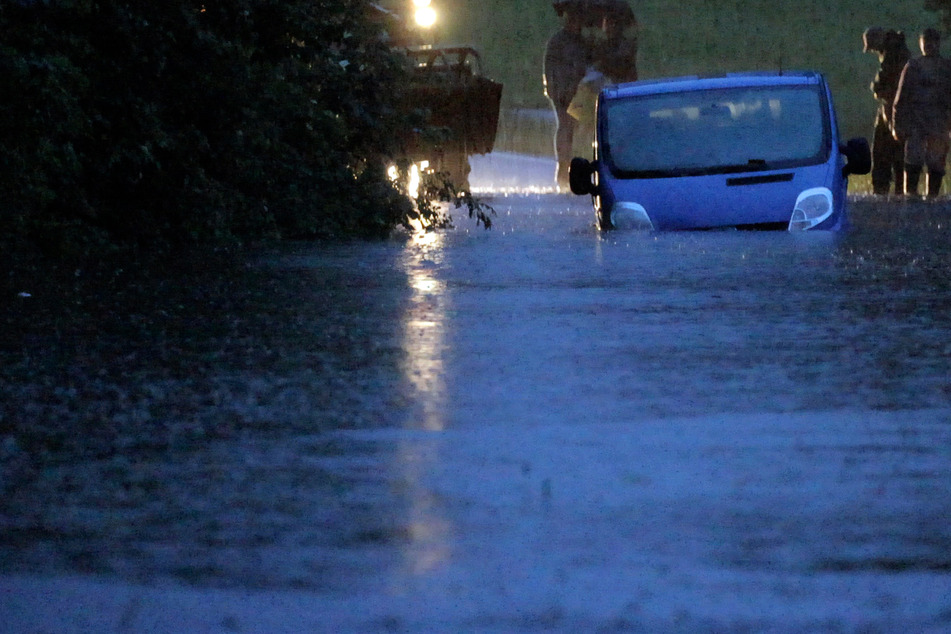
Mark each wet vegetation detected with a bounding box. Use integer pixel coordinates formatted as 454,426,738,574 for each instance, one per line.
927,0,951,29
0,0,493,262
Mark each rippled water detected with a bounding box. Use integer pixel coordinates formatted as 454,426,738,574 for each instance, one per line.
2,188,951,631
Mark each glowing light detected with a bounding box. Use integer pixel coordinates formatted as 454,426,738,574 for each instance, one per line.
412,0,431,7
407,168,420,200
388,160,430,200
415,7,437,28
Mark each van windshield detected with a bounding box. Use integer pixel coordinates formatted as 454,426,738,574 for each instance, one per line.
603,84,830,177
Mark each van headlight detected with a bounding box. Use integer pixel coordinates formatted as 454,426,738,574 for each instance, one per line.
611,202,654,230
788,187,833,231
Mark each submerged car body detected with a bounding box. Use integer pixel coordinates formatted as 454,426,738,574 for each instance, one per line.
569,72,871,231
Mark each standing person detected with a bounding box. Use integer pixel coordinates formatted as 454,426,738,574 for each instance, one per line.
892,28,951,198
595,2,639,85
864,27,910,196
545,3,590,190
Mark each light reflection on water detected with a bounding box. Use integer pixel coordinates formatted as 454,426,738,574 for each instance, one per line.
400,231,449,432
394,229,453,578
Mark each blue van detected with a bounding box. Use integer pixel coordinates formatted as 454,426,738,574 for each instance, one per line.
569,72,871,231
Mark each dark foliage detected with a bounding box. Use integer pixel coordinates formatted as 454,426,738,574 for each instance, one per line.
0,0,425,256
926,0,951,32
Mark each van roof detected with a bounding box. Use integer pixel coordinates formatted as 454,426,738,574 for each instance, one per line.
603,71,825,100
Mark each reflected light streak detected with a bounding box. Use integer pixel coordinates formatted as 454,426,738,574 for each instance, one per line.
412,278,439,293
400,262,447,432
411,229,441,247
392,230,453,578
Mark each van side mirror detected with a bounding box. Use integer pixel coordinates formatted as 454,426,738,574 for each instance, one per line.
569,157,595,195
840,137,871,177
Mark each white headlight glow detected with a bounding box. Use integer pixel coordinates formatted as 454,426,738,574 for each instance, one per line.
611,202,654,230
788,187,833,231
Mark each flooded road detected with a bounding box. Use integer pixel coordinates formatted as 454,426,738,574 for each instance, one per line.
3,155,951,631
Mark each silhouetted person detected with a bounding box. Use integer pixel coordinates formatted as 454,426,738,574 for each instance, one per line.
864,27,910,196
595,4,638,84
545,6,589,190
893,28,951,198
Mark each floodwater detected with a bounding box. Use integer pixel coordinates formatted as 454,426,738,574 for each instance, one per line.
2,154,951,632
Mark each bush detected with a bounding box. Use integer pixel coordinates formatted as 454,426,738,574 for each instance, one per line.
925,0,951,30
0,0,422,255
